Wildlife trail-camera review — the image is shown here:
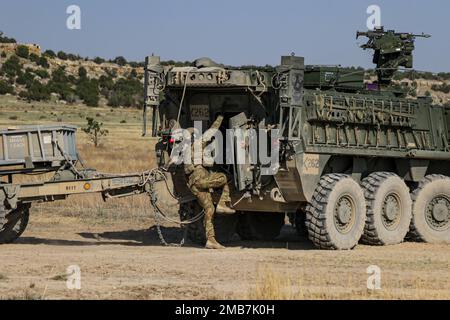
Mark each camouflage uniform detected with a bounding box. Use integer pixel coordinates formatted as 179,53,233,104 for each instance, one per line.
184,115,234,249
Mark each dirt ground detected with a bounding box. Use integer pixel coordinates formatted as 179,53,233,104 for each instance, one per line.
1,208,449,300
0,98,449,300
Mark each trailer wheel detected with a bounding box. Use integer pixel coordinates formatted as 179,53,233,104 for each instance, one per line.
0,204,30,244
306,174,366,250
408,175,450,244
182,203,238,245
361,172,412,246
237,212,285,241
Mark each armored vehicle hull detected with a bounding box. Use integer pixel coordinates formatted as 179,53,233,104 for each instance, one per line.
144,29,450,249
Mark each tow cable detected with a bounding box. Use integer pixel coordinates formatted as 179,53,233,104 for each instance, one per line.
144,168,205,247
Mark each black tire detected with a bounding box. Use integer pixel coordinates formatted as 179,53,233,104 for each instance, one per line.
0,204,30,244
306,174,366,250
237,212,285,241
361,172,412,246
182,203,238,245
408,175,450,244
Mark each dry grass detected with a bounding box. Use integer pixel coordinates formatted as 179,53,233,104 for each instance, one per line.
247,265,450,300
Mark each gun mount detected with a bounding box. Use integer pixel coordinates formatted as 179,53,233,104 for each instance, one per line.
357,26,431,86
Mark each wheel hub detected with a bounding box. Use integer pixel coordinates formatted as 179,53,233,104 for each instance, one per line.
334,195,355,233
383,194,400,221
426,196,450,231
381,193,402,230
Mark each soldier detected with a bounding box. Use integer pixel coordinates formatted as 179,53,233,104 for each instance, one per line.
184,115,235,249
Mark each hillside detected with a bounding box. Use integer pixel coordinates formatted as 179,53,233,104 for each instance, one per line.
1,32,450,110
0,35,145,109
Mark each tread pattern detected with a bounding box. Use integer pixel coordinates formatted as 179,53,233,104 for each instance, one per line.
306,173,351,250
0,204,30,244
361,172,399,245
408,174,449,242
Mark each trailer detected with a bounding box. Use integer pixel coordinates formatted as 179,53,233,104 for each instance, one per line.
0,124,156,244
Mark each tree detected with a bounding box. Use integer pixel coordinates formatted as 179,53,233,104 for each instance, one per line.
107,77,142,108
113,56,127,66
93,57,105,65
57,51,68,60
29,53,40,63
47,67,73,101
16,45,29,59
76,78,100,107
78,66,87,79
43,50,56,58
82,117,108,147
34,69,49,79
0,31,16,43
1,55,22,78
37,56,49,68
0,80,14,95
19,80,50,101
16,70,35,87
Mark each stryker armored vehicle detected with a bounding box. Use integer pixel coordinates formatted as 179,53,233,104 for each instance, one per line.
144,27,450,250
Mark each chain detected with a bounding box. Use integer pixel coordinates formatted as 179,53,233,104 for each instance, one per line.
145,168,205,247
153,204,187,247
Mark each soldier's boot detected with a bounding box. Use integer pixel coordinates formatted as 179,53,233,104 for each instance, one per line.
205,237,226,250
216,203,236,214
215,184,235,215
204,214,225,249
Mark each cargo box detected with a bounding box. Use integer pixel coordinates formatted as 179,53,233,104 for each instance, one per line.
0,124,78,171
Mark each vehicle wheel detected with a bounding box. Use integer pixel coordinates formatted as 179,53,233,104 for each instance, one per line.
306,174,366,250
361,172,412,246
408,175,450,244
182,202,238,245
237,212,285,241
0,204,30,244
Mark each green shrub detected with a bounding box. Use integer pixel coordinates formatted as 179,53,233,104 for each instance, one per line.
99,75,114,90
1,55,22,78
0,80,14,94
431,83,450,94
78,66,87,79
0,31,16,43
57,51,68,60
82,117,108,147
76,78,99,107
107,77,142,108
37,56,49,68
15,45,29,59
1,52,6,58
47,67,74,101
16,71,35,87
43,50,56,58
29,53,40,63
34,69,49,79
113,56,127,66
20,80,50,101
93,57,105,65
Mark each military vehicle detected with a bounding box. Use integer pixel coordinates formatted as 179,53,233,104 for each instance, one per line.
144,27,450,250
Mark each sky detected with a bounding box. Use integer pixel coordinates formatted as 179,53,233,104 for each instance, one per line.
0,0,449,72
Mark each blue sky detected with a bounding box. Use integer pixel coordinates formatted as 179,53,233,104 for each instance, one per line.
1,0,449,72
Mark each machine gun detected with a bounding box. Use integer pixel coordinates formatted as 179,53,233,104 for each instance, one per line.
357,26,430,85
